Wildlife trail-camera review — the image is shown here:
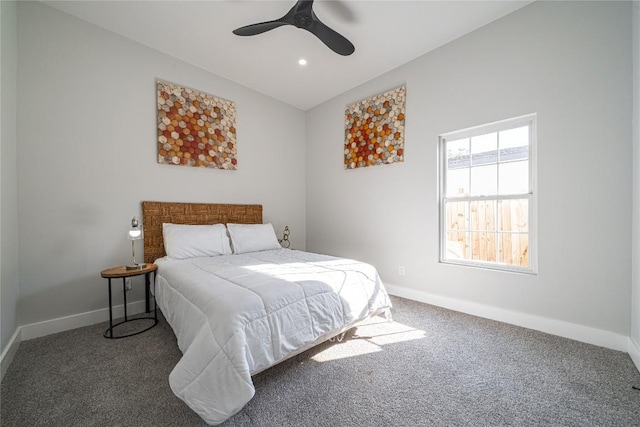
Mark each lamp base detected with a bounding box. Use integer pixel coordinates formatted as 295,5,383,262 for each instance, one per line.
126,263,146,271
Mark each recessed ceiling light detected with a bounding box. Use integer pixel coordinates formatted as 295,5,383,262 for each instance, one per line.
298,58,308,66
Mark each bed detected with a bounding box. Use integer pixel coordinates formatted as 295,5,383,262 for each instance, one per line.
141,201,392,425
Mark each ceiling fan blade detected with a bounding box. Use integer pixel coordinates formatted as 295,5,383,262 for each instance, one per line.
307,18,355,56
233,0,302,37
233,20,290,36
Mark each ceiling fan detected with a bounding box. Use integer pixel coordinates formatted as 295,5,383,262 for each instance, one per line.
232,0,355,56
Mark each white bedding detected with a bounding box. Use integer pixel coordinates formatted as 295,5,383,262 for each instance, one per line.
155,248,392,425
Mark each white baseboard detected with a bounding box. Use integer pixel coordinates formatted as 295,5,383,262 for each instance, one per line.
0,328,22,381
21,300,147,340
629,338,640,373
1,299,147,379
385,284,630,352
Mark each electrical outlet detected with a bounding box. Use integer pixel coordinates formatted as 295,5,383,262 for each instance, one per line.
125,278,132,291
398,265,405,276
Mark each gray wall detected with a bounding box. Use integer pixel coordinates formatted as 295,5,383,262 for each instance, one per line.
15,2,307,326
306,1,633,336
632,1,640,353
1,1,19,353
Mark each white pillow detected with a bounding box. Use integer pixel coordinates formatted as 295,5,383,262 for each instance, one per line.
227,223,281,254
162,223,232,260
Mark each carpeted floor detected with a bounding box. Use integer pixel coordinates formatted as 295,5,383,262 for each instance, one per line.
1,296,639,426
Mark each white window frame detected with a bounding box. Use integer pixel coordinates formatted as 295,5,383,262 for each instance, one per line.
438,113,538,274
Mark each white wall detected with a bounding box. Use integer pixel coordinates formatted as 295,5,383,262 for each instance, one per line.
16,2,306,326
307,1,633,338
631,0,640,363
1,1,19,355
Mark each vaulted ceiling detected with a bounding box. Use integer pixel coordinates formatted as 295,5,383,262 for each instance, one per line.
45,0,532,110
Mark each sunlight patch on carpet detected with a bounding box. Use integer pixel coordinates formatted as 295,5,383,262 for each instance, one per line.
311,319,426,362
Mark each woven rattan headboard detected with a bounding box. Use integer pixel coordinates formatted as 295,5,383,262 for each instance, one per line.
141,201,263,263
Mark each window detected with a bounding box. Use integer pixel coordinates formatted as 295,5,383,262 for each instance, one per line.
439,114,537,273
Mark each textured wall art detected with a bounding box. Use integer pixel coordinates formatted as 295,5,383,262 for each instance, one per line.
344,85,406,169
157,80,237,169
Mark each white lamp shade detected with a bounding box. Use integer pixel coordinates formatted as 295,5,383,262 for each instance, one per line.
128,229,142,239
128,217,143,240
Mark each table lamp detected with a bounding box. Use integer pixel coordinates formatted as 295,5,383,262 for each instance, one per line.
126,217,146,270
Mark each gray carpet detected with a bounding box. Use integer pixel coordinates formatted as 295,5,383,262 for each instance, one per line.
1,296,639,426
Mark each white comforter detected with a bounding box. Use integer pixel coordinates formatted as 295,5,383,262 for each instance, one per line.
155,249,392,425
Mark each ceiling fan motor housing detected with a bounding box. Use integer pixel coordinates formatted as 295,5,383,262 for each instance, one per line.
294,13,313,28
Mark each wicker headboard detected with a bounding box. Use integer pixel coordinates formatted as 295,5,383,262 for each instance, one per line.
141,201,263,263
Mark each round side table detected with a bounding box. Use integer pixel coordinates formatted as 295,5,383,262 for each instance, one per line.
100,263,158,339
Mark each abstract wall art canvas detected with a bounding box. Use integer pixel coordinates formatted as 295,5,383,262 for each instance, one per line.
344,85,406,169
157,80,237,170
